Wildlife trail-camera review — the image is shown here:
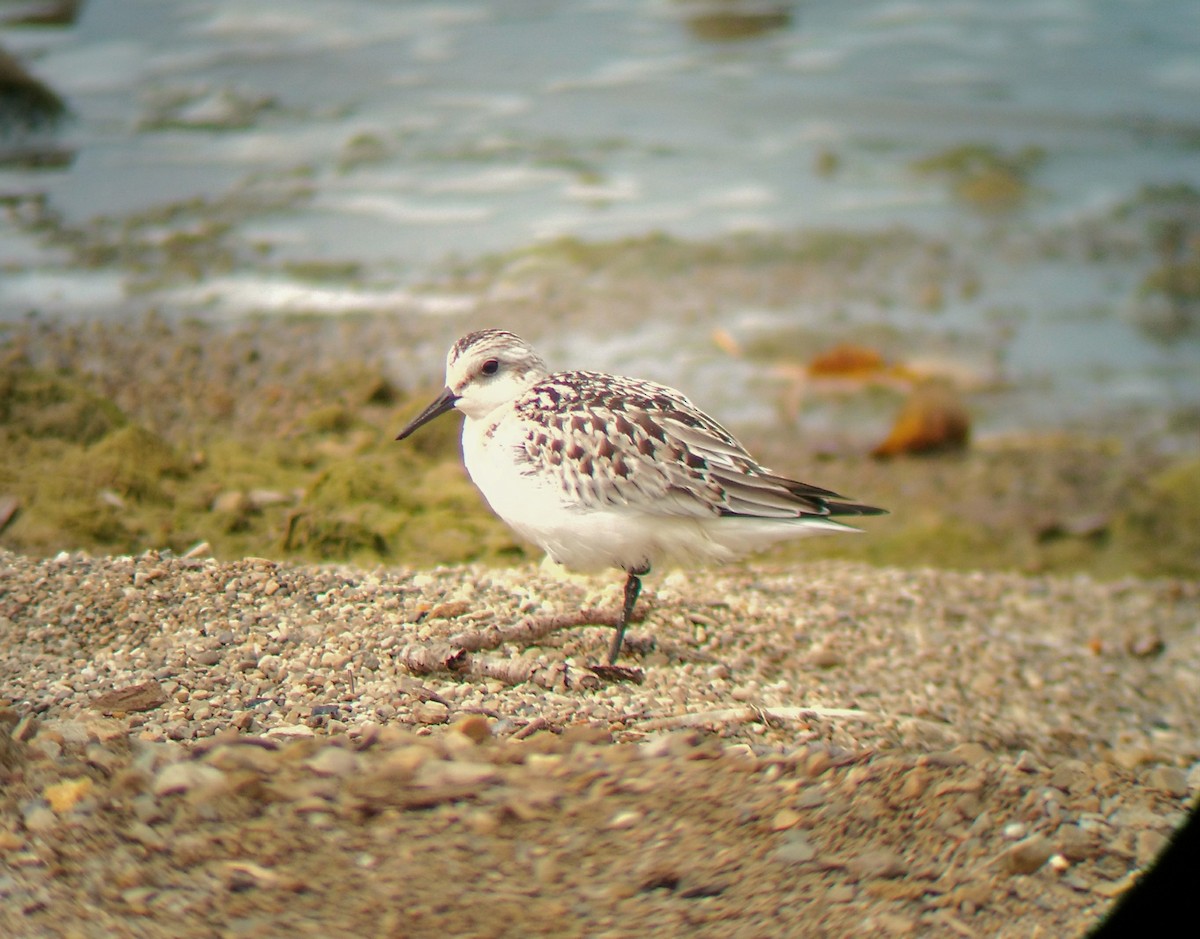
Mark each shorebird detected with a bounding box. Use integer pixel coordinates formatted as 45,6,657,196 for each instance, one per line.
397,329,885,664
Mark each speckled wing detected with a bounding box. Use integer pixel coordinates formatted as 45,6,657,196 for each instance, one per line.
511,371,883,521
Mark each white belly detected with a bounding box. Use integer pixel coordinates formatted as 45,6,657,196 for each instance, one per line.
462,416,633,571
460,415,841,574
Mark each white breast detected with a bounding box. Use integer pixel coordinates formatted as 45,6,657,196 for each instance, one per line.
460,410,833,574
460,412,659,572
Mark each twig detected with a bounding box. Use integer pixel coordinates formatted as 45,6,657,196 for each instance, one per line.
511,716,550,740
448,608,627,652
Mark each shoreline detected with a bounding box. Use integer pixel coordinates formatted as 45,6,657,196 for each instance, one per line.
2,312,1198,579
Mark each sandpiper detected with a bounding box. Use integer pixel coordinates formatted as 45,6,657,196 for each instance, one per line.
397,329,885,664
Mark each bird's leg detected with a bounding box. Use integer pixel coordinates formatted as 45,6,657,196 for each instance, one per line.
608,566,648,664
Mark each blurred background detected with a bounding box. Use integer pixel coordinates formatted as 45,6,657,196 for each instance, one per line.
2,0,1198,575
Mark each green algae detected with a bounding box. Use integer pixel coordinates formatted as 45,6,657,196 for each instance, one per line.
911,144,1045,214
0,265,1196,578
1111,458,1200,578
0,366,126,443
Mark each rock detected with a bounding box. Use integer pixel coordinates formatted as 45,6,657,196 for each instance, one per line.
123,821,167,850
22,804,58,833
1056,824,1105,861
773,832,817,865
412,701,450,725
12,715,39,742
91,681,167,715
770,808,804,831
950,742,992,766
427,600,470,620
846,848,906,880
1145,765,1188,797
999,835,1053,875
265,724,316,740
452,714,491,744
256,655,283,678
43,777,94,813
606,809,642,831
1135,829,1170,868
805,647,842,669
304,746,360,778
152,762,226,797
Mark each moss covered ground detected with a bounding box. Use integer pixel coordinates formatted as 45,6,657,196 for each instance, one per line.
2,313,1196,579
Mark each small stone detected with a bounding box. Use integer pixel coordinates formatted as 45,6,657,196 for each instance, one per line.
1111,747,1156,771
950,742,991,765
899,768,928,801
305,746,360,778
43,777,94,813
22,805,57,833
846,848,906,880
806,647,842,668
92,681,167,715
1126,630,1164,658
805,749,833,778
1135,829,1170,867
773,832,817,864
133,568,166,587
413,702,450,725
265,724,316,740
770,808,804,831
152,762,226,797
427,600,470,620
606,809,642,831
1092,873,1138,899
221,860,300,891
998,835,1053,875
872,913,918,935
1056,823,1104,861
121,886,157,914
1145,765,1188,797
452,714,491,744
13,715,39,742
256,655,283,678
124,821,167,850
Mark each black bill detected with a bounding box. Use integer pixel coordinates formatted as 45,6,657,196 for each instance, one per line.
396,386,460,440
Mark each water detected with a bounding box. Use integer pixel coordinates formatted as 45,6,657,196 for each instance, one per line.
1,0,1198,436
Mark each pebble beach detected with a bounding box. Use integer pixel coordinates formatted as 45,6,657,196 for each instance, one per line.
2,549,1197,936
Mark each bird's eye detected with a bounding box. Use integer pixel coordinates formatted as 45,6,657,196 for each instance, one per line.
480,359,500,376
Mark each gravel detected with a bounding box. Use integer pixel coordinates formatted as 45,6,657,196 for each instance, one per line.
1,549,1197,937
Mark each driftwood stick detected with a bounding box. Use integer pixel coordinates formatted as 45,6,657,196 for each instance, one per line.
396,608,650,688
448,608,628,652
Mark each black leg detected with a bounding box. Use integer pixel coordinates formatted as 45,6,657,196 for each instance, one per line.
608,568,645,664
